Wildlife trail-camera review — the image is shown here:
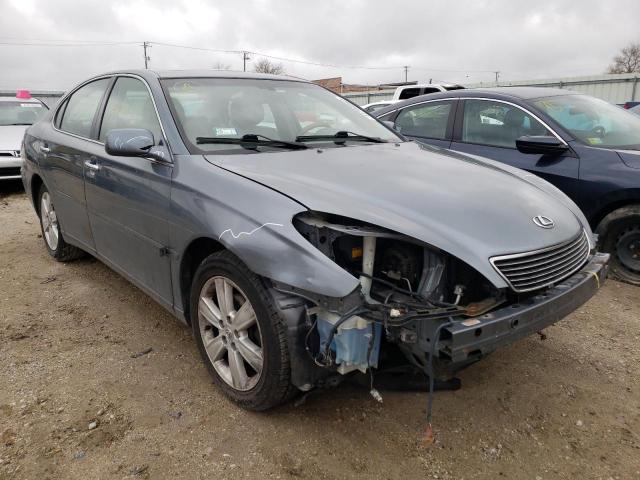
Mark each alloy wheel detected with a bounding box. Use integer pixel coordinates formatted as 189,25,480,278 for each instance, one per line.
40,191,59,251
198,276,264,391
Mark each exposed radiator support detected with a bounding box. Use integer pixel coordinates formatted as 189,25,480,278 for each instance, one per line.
359,236,376,300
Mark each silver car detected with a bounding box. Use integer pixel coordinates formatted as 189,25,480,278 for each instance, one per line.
21,71,608,410
0,94,48,180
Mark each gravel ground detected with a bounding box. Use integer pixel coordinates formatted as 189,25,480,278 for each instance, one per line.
1,182,639,480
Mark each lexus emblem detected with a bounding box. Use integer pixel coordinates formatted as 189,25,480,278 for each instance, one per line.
533,215,555,229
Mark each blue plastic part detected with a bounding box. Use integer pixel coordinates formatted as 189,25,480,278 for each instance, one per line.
317,315,381,372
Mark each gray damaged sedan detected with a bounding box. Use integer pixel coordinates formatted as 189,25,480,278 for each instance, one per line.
22,71,608,410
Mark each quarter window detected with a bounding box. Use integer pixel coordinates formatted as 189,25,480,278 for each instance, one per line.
461,99,551,148
99,77,162,142
394,101,452,140
59,78,110,138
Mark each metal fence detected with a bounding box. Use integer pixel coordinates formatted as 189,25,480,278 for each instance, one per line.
342,73,640,105
472,73,640,105
342,90,395,106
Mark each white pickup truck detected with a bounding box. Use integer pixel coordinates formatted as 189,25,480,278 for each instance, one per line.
391,83,465,101
362,83,465,113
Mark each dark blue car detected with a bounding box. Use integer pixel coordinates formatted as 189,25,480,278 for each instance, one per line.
373,87,640,285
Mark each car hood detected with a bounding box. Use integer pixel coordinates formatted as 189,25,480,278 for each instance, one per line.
206,142,584,288
0,125,28,151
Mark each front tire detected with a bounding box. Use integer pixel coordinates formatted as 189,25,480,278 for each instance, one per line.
190,251,294,410
596,205,640,286
37,185,84,262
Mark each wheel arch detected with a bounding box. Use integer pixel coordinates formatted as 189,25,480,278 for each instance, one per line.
179,236,226,324
592,190,640,233
30,173,44,214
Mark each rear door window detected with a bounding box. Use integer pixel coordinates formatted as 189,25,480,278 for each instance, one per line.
394,101,453,139
59,78,110,138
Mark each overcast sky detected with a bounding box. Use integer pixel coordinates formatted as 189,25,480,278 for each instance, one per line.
1,0,638,91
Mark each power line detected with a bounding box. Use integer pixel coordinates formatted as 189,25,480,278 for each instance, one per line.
0,38,501,75
0,40,138,47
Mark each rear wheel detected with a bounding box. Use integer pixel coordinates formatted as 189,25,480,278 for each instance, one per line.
37,185,84,262
596,205,640,286
190,251,294,410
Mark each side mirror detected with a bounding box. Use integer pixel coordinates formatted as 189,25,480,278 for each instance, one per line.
105,129,169,162
515,135,568,155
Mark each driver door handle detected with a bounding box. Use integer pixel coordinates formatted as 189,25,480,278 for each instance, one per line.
84,159,100,171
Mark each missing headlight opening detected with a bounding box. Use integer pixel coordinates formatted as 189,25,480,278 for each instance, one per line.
292,211,505,378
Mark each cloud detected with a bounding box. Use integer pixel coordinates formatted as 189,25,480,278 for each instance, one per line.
0,0,638,91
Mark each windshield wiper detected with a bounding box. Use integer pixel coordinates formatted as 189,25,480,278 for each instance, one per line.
196,134,307,150
295,130,387,144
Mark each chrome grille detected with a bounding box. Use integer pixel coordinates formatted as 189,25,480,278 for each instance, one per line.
491,231,590,292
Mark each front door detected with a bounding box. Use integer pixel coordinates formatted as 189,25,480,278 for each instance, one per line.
83,76,174,306
450,98,582,201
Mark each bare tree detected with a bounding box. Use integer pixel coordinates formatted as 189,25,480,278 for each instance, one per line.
212,61,231,70
253,58,284,75
608,42,640,74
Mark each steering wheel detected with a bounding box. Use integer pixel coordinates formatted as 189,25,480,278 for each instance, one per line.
299,122,334,135
591,125,606,137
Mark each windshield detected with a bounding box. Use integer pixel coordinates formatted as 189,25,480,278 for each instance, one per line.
161,78,401,153
0,101,48,126
533,94,640,150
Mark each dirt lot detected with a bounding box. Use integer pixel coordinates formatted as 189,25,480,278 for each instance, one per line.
0,183,639,480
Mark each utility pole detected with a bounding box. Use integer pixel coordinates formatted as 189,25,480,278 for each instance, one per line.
143,41,151,69
494,70,500,85
403,65,409,83
243,51,251,72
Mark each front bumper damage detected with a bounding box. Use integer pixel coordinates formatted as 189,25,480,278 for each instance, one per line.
277,252,609,391
440,252,609,366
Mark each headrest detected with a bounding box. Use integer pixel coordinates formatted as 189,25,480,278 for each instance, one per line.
503,108,526,127
228,96,264,128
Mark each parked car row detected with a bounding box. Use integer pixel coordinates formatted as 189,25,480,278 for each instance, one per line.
0,91,48,180
372,87,640,285
19,70,610,411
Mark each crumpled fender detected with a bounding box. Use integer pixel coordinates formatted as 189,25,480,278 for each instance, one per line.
169,155,359,302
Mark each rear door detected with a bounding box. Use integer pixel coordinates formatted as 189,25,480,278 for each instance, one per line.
450,98,582,199
83,75,174,306
388,99,457,149
42,77,112,251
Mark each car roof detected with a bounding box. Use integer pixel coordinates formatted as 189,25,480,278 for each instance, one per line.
93,69,310,84
373,86,580,116
459,87,578,100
